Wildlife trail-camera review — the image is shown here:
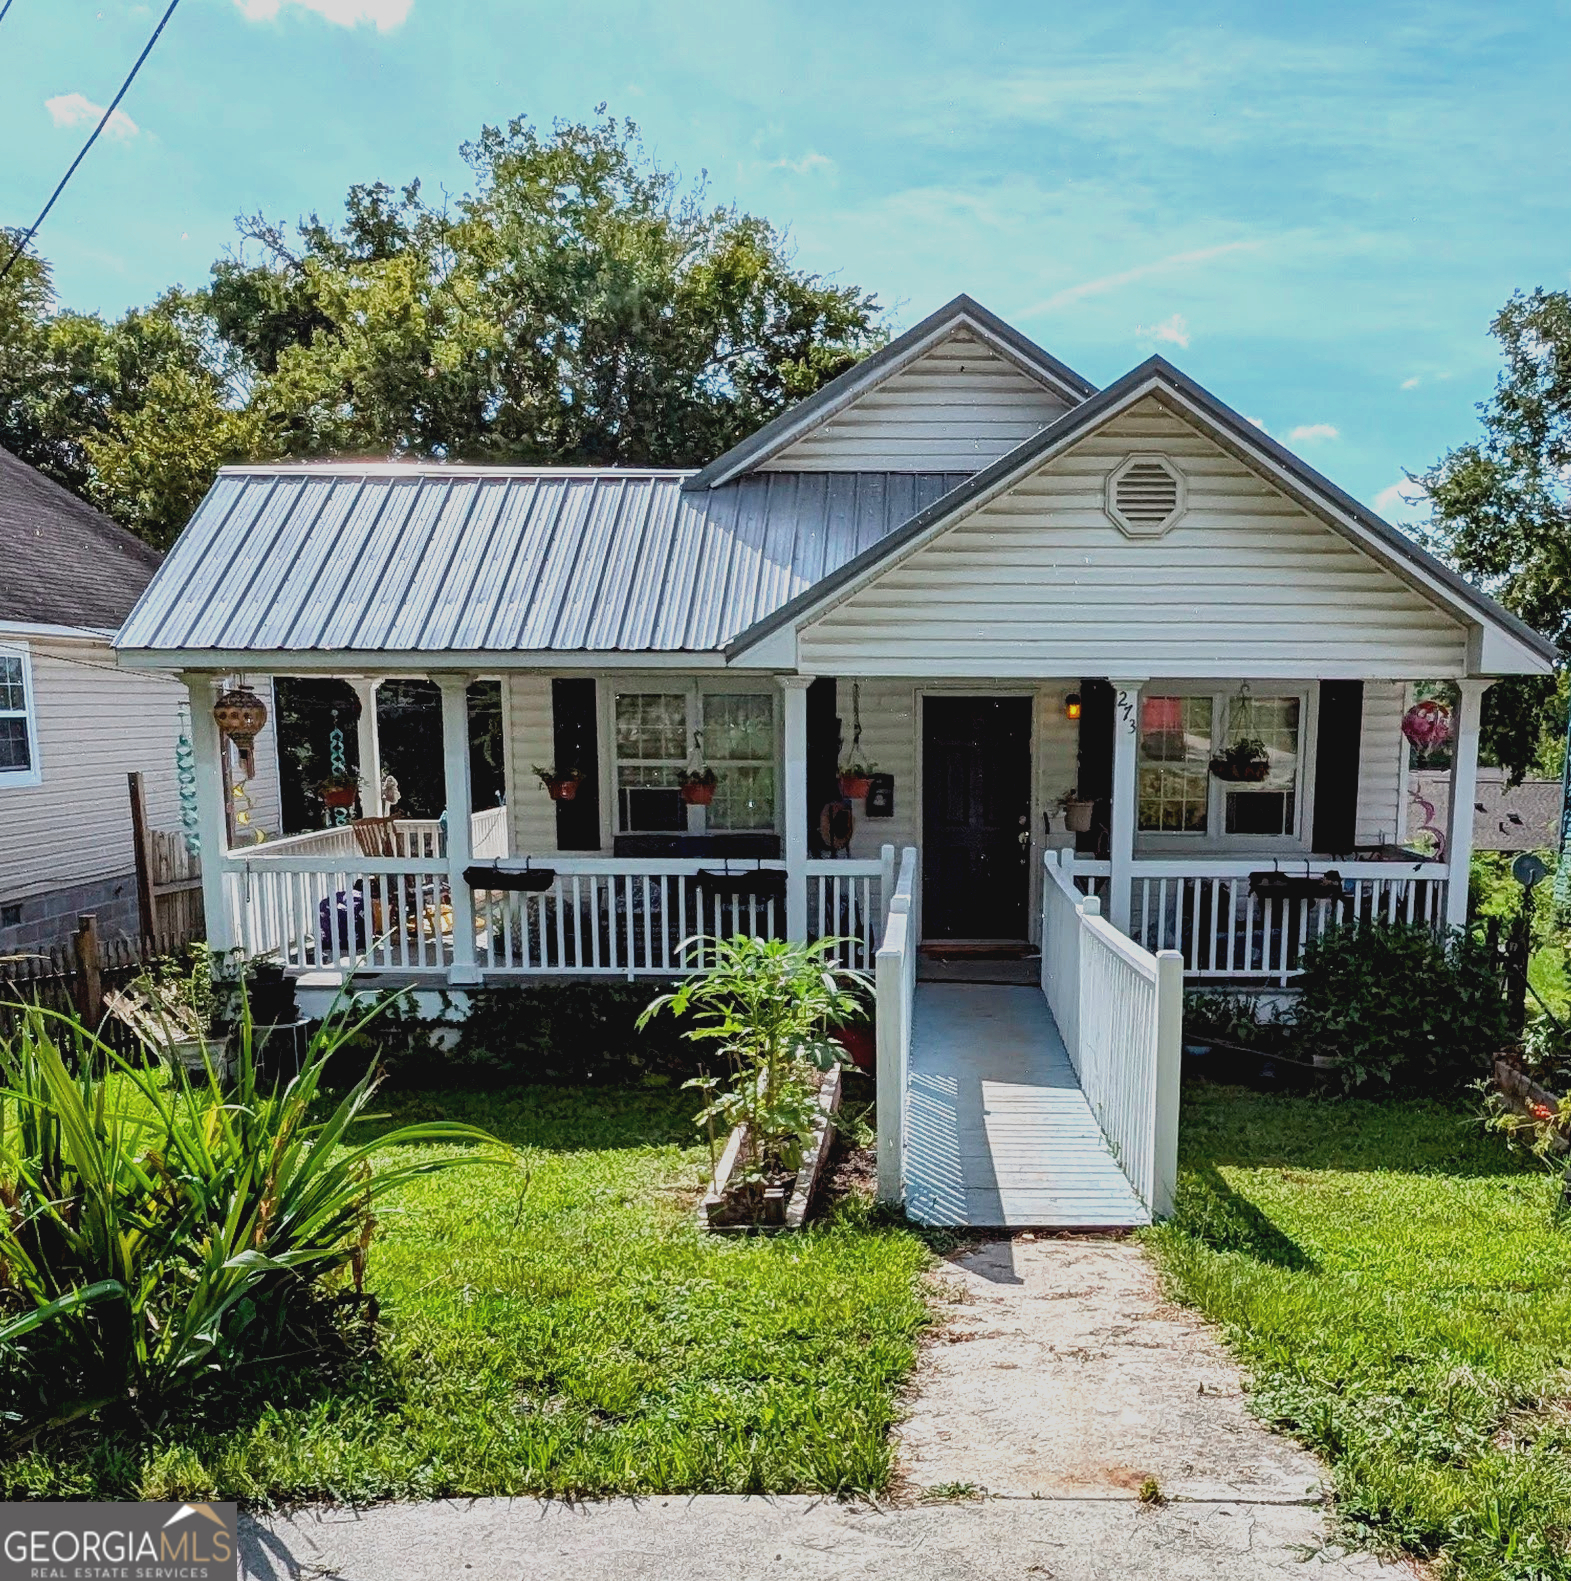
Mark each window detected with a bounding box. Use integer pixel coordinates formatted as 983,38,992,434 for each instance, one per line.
613,686,777,834
1137,688,1306,841
0,650,38,786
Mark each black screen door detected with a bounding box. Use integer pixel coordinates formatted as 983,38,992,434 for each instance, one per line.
922,695,1033,940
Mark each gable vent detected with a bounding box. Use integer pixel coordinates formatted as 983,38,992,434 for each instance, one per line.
1107,454,1185,537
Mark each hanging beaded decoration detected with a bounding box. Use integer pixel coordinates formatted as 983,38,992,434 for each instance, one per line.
328,711,349,827
175,701,201,857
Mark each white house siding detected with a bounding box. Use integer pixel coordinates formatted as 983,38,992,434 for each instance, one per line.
764,329,1072,474
1356,680,1408,846
506,674,560,854
798,397,1469,680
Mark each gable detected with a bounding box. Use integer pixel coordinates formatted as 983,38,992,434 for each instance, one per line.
764,328,1075,474
799,396,1471,679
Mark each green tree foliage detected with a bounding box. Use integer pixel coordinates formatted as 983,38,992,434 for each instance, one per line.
1424,288,1571,777
1,113,882,548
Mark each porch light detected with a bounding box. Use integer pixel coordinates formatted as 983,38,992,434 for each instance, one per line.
1064,692,1082,721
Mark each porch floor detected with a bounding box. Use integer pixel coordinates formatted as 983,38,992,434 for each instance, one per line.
904,985,1150,1229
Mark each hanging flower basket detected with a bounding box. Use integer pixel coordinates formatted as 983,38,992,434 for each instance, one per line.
1061,797,1095,833
318,771,360,810
681,769,718,807
1210,737,1271,783
838,767,875,800
534,765,584,802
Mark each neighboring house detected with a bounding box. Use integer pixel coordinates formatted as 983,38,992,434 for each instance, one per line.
0,445,281,954
112,295,1557,1228
1409,768,1563,855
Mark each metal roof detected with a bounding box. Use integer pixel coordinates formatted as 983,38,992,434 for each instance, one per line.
114,466,968,658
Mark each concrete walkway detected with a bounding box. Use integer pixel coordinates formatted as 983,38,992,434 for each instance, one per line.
904,984,1148,1228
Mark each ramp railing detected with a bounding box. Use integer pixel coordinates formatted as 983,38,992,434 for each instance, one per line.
874,844,920,1205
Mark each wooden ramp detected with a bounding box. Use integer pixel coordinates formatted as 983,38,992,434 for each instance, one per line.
903,984,1150,1229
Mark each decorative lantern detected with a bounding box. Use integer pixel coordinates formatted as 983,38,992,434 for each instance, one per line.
1064,692,1083,721
1401,698,1452,755
213,684,268,779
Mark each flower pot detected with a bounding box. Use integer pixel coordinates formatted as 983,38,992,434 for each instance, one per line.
321,785,358,809
543,777,579,801
681,781,717,806
170,1035,231,1081
1209,758,1270,783
838,774,873,801
832,1024,875,1071
1062,799,1095,833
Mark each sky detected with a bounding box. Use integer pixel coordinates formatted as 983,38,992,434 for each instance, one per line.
3,0,1570,523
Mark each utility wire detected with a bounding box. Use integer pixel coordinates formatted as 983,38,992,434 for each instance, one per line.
0,1,18,29
0,0,182,285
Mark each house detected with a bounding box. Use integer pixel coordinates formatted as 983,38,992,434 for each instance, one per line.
1408,767,1562,855
111,295,1556,1227
0,444,282,954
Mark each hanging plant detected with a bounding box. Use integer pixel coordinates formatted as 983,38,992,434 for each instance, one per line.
681,767,719,806
533,765,584,802
1059,788,1095,832
1402,698,1453,754
318,769,361,809
1210,737,1271,783
838,762,877,801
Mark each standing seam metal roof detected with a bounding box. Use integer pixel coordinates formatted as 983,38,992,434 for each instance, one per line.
113,467,969,655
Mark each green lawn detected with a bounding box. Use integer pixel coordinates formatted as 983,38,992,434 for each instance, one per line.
2,1081,930,1504
1147,1082,1571,1581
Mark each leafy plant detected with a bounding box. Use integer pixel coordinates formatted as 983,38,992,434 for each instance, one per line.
638,937,868,1207
1182,990,1287,1052
531,765,583,789
680,767,718,789
1291,922,1511,1092
317,768,361,794
838,759,878,778
0,988,508,1441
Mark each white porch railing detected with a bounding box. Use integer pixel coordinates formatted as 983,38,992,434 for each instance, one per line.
875,846,920,1205
1059,853,1449,985
1042,851,1182,1217
471,805,509,860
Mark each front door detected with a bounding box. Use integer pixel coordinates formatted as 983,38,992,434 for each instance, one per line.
922,695,1033,939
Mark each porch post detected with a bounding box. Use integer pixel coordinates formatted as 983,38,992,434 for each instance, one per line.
351,678,383,815
1107,678,1146,933
781,675,813,942
437,674,481,985
183,673,236,956
1444,678,1490,929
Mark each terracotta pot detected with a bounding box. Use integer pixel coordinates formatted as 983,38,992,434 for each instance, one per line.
681,780,717,806
1062,799,1094,833
543,777,580,801
321,785,358,809
838,774,873,801
1210,758,1270,783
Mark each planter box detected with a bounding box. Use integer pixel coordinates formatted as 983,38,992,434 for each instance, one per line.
1494,1056,1569,1153
699,1067,843,1233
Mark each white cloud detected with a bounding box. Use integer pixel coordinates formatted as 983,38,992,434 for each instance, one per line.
1025,239,1264,315
1400,375,1422,390
234,0,411,29
771,151,834,176
45,92,139,140
1288,422,1339,442
1374,478,1428,521
1135,312,1190,349
1247,417,1269,432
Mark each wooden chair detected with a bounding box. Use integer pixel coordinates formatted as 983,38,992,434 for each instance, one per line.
351,816,400,858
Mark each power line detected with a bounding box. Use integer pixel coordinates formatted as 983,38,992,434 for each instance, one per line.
0,1,18,28
0,0,183,285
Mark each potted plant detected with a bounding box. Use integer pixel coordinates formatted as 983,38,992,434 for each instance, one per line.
533,765,584,801
318,769,361,810
1059,789,1096,833
838,760,876,800
1210,737,1271,782
681,767,719,806
105,944,231,1081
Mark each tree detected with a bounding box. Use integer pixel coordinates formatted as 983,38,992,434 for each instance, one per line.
1424,288,1571,779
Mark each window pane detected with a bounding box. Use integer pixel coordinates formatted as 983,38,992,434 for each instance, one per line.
705,693,773,760
0,656,24,714
615,693,687,762
1138,695,1211,832
1228,695,1299,789
0,717,31,772
712,765,775,831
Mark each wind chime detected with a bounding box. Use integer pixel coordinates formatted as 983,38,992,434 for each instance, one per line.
174,701,200,858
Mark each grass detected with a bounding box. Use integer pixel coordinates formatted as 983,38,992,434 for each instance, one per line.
2,1079,930,1504
1146,1080,1571,1581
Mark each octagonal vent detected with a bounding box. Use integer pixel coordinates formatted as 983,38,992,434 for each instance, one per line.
1107,455,1184,537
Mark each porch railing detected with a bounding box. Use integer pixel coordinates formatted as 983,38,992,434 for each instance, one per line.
1060,854,1449,986
875,846,920,1205
1042,851,1182,1217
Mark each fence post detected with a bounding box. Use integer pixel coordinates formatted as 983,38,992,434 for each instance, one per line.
1151,949,1185,1218
128,771,156,942
74,913,103,1025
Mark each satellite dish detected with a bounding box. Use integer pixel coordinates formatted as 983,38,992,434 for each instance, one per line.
1513,852,1549,890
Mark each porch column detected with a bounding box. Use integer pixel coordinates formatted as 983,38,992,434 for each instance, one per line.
781,675,813,942
183,673,236,956
1107,678,1146,933
351,678,383,815
437,674,481,985
1444,678,1490,929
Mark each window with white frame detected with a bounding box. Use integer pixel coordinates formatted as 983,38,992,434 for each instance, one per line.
1137,688,1305,840
0,649,38,785
613,686,777,834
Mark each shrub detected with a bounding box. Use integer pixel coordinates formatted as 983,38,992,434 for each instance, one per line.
1291,922,1510,1092
0,995,507,1441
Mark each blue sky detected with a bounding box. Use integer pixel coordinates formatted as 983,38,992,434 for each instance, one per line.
4,0,1569,521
